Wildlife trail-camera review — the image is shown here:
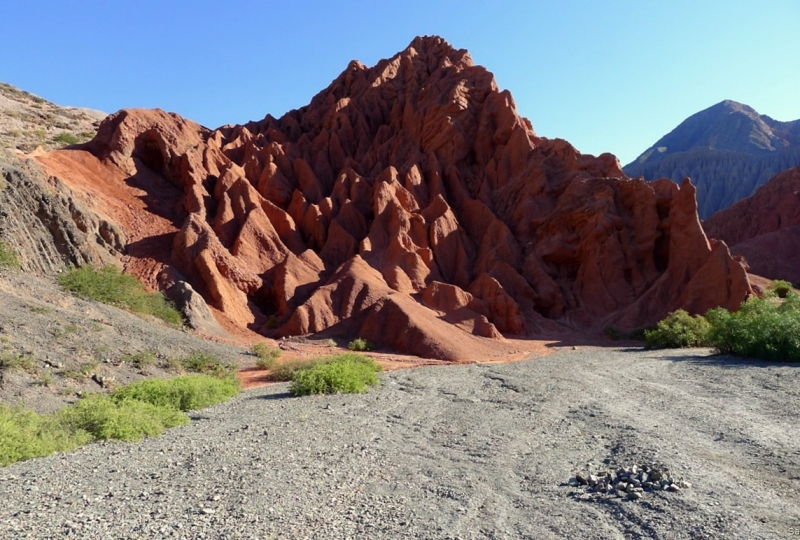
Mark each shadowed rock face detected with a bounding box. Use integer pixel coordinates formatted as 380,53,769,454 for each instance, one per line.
624,100,800,218
75,36,749,359
704,166,800,285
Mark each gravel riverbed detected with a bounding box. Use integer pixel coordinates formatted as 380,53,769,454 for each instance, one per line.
1,347,799,539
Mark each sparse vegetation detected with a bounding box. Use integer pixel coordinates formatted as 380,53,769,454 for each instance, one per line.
110,374,239,412
59,394,188,442
770,280,794,299
268,358,327,382
251,343,281,370
0,241,20,270
0,405,92,467
122,350,158,370
52,323,79,340
644,310,711,349
706,293,800,362
34,371,55,387
0,351,36,373
265,314,280,329
24,303,53,314
290,353,382,396
57,266,182,326
176,350,236,377
53,132,81,145
0,373,240,466
646,292,800,362
347,337,372,352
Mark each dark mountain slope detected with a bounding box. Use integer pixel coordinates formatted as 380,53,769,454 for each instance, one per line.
624,100,800,218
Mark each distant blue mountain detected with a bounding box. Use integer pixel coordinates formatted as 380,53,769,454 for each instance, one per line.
624,100,800,218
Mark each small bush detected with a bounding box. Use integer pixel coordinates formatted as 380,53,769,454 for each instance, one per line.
57,266,182,325
603,327,621,341
291,354,382,396
110,374,239,412
770,280,794,299
268,358,326,382
0,374,240,466
644,310,710,349
347,338,372,352
265,314,280,329
0,352,36,372
178,351,236,377
0,405,91,467
59,394,188,442
251,343,281,370
706,294,800,362
53,132,81,145
122,350,157,370
0,241,20,270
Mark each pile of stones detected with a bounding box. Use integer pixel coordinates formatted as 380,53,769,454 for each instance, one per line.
567,463,691,501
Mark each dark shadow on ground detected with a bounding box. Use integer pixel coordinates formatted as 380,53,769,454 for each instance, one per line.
655,351,800,369
247,391,294,401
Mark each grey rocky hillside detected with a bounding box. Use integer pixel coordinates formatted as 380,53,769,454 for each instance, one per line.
624,100,800,218
0,150,250,413
0,82,106,152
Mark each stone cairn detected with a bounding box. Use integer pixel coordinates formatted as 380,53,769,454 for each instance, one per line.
568,463,691,501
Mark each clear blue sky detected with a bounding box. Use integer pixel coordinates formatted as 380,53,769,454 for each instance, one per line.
2,0,798,165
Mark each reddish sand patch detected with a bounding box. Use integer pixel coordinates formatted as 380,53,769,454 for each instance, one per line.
237,336,561,390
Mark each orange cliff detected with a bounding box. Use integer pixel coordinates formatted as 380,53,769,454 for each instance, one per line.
33,36,751,359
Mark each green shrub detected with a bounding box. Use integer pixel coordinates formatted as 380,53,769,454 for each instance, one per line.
0,241,20,270
347,337,372,352
53,132,81,145
644,309,711,349
59,394,188,442
110,374,239,412
58,266,182,325
0,374,240,466
770,280,794,299
0,352,36,372
122,350,157,370
178,351,236,377
268,358,326,382
0,405,91,467
251,343,281,370
290,354,382,396
706,293,800,362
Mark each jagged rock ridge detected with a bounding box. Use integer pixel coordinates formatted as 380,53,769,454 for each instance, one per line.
624,100,800,218
38,36,749,359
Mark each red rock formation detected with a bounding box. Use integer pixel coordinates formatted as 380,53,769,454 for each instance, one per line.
704,166,800,284
58,36,749,359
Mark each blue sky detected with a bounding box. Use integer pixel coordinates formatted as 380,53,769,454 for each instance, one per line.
1,0,798,165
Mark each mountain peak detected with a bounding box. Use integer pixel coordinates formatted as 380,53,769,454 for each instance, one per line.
624,101,800,218
627,100,800,168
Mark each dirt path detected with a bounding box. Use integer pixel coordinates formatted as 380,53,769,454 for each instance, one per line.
1,347,798,539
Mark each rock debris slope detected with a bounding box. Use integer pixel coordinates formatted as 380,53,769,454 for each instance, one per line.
704,165,800,285
38,36,750,359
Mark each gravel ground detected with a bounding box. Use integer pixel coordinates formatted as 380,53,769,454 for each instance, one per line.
1,347,799,539
0,270,251,413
